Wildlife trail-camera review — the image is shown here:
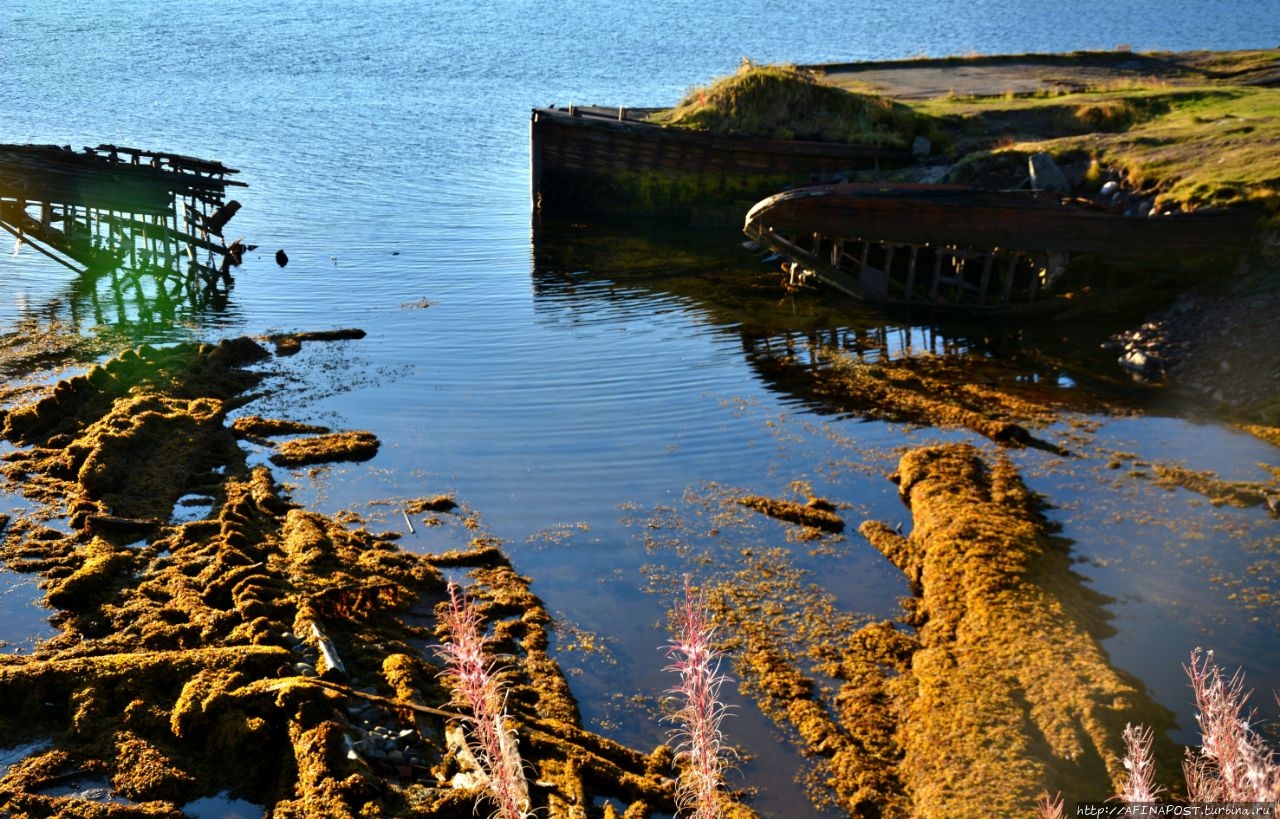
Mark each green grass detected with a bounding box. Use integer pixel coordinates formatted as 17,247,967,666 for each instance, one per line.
645,53,1280,214
649,62,926,148
913,83,1280,210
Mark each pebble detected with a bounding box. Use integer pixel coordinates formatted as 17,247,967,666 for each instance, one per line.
339,698,433,770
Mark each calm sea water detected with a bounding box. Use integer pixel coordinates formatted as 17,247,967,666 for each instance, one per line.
2,1,1280,814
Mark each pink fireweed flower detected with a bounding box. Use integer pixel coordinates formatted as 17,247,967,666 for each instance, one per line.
436,582,532,819
664,579,734,819
1182,648,1279,803
1119,723,1162,803
1035,791,1066,819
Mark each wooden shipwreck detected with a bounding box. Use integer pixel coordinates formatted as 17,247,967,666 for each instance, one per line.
0,143,248,282
743,183,1259,310
530,105,913,222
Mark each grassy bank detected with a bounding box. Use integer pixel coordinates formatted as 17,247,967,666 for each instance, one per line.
660,51,1280,214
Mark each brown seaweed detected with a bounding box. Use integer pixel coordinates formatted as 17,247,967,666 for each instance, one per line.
0,339,686,818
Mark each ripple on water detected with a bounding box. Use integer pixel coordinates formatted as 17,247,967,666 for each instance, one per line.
0,568,55,653
182,794,265,818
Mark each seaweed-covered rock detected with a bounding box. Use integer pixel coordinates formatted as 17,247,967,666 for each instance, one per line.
271,431,380,467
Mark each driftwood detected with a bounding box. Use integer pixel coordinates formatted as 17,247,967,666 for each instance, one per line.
82,513,165,533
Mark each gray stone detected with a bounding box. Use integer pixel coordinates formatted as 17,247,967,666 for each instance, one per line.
912,135,931,158
1028,152,1070,194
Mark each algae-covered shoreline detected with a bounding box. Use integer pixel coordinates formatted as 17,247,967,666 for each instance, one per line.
3,46,1280,819
0,325,1273,817
0,339,683,818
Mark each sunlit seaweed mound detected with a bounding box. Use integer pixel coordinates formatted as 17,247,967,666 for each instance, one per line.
0,339,682,818
651,62,924,147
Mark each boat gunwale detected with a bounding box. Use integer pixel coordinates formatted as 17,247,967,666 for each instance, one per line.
532,106,914,161
743,182,1259,257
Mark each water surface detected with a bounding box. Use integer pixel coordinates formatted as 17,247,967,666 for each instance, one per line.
2,1,1279,813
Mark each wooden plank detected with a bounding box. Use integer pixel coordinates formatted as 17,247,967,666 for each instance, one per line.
1002,253,1020,302
105,210,227,256
904,244,919,299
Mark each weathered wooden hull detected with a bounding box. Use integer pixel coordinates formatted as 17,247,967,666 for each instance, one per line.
743,183,1258,309
530,107,913,221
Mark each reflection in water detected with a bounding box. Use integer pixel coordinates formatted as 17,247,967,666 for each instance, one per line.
530,216,1137,415
63,263,238,337
0,569,53,652
1,143,250,343
529,216,1280,806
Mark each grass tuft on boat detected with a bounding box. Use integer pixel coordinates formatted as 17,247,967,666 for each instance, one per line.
650,62,926,147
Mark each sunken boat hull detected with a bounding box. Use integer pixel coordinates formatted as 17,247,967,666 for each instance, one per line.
743,183,1258,310
530,106,912,222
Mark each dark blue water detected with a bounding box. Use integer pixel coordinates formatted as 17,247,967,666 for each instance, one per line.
2,2,1279,815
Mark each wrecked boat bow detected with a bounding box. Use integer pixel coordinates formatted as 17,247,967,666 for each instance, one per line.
744,183,1259,310
0,143,250,284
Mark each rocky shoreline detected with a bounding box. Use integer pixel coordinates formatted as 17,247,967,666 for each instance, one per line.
1106,257,1280,425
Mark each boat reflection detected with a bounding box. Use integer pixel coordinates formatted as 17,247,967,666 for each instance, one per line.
530,217,1138,418
61,261,239,336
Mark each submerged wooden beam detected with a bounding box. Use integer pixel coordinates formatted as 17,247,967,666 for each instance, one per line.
904,243,920,298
